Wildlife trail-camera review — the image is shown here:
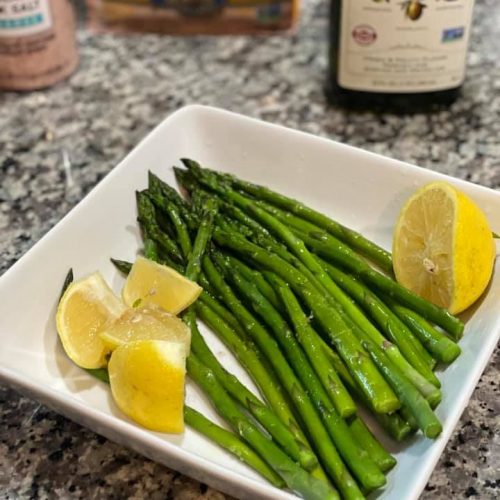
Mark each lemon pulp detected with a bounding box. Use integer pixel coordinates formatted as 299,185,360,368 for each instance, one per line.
393,181,495,314
56,272,126,368
99,303,191,354
122,256,202,314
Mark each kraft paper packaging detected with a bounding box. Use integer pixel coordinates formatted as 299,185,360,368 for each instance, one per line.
86,0,298,34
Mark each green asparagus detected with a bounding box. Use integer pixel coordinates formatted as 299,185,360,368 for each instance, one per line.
136,190,183,263
59,268,74,301
202,255,364,499
212,228,399,414
184,407,286,488
347,417,396,473
187,355,340,500
181,160,393,273
384,297,461,364
222,267,387,491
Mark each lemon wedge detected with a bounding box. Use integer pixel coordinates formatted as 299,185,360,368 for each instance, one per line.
56,272,126,369
122,256,202,314
108,340,186,432
393,181,496,314
99,303,191,353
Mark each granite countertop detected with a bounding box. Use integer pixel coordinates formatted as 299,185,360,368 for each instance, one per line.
1,0,499,498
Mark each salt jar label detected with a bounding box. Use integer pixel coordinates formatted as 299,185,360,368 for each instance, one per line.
338,0,475,93
0,0,52,38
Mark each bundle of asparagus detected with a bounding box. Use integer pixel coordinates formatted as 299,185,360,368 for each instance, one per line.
111,160,464,500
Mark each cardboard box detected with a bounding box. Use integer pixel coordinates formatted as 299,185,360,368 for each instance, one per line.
87,0,299,34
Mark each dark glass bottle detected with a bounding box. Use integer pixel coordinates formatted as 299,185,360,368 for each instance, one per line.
327,0,475,110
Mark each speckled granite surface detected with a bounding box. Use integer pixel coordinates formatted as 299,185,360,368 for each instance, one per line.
1,0,499,498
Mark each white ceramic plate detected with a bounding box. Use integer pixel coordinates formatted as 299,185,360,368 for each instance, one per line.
1,105,499,500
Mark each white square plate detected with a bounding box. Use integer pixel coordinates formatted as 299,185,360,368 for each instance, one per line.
1,105,499,500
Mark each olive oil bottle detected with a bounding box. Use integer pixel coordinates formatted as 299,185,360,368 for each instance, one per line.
327,0,476,109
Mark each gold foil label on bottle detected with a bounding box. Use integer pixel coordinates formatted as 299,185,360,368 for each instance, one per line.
0,0,53,38
338,0,475,93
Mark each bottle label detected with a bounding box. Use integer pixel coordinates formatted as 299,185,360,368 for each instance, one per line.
0,0,52,38
338,0,475,93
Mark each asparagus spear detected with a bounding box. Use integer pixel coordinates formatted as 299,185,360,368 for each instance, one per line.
161,200,193,258
361,341,443,439
149,170,190,210
182,198,217,281
187,355,340,500
383,297,461,364
199,286,248,338
224,255,283,311
59,268,74,301
136,190,183,263
267,275,356,418
399,406,419,433
111,258,133,275
143,237,160,262
170,166,200,197
181,160,393,273
202,256,364,500
184,407,286,488
348,417,396,473
222,266,387,491
147,172,198,230
323,262,440,385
